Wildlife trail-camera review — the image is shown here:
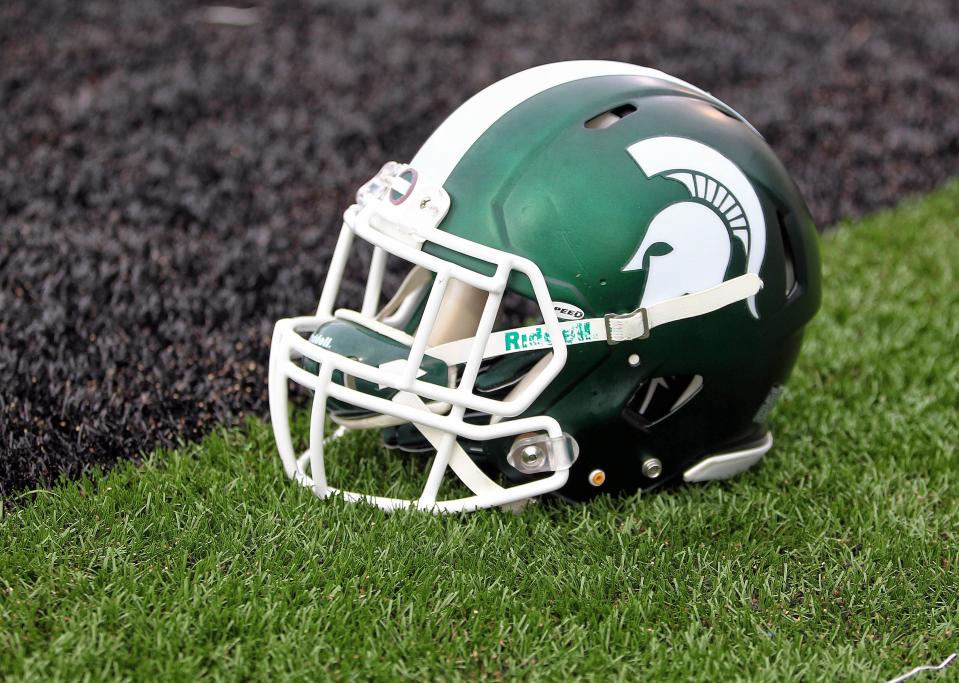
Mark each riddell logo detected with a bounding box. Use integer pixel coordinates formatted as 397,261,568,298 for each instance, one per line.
504,321,593,351
553,303,585,320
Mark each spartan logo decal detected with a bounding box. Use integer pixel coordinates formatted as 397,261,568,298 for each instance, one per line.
623,137,765,318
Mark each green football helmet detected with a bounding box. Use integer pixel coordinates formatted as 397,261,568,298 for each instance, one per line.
269,60,821,512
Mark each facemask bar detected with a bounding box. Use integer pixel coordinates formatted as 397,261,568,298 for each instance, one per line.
308,164,571,418
269,163,572,512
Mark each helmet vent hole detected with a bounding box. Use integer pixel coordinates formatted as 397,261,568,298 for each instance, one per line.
584,103,637,129
777,209,798,299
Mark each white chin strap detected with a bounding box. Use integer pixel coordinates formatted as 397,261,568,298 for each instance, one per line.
399,273,763,369
603,273,762,343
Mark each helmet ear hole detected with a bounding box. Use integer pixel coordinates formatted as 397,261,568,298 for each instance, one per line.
621,374,704,431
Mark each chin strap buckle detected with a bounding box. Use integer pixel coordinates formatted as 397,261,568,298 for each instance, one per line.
604,307,650,345
603,273,764,345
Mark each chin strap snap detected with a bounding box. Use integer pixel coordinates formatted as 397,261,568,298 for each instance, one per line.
418,274,763,368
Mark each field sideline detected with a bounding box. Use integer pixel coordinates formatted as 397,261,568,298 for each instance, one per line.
2,183,957,681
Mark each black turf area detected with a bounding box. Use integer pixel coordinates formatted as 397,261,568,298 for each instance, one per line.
2,1,958,496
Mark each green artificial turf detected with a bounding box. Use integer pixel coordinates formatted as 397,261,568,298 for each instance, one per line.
2,183,958,682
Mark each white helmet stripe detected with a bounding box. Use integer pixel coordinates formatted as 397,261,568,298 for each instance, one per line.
411,60,757,184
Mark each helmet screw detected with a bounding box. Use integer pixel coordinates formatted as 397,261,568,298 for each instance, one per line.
627,353,640,367
642,457,663,479
588,469,606,487
520,445,545,468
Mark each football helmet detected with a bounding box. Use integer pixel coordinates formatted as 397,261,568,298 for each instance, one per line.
269,61,821,512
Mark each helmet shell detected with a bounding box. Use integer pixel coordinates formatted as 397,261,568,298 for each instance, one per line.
418,72,821,497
